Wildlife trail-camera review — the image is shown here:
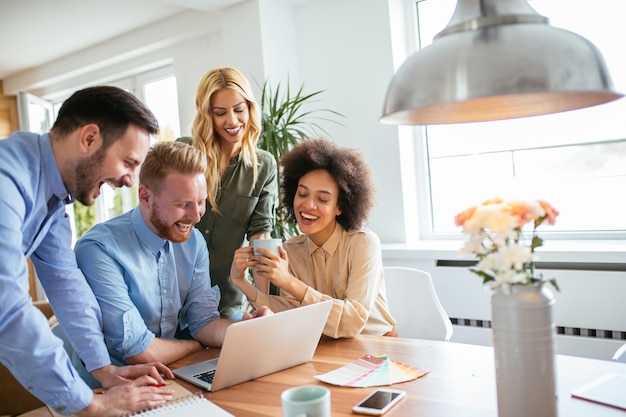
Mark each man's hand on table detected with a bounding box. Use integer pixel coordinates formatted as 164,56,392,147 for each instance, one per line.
91,363,175,388
76,375,174,417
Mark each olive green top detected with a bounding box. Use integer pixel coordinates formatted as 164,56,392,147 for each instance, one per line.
195,148,278,318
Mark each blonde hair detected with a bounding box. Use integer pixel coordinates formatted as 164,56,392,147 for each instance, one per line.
139,141,207,195
191,67,261,213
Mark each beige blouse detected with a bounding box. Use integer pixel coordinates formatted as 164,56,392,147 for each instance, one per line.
251,224,396,338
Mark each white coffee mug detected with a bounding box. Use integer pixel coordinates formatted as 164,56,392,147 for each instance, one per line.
281,385,331,417
253,238,282,257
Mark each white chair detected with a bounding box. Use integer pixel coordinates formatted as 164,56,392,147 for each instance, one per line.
383,266,453,341
612,344,626,362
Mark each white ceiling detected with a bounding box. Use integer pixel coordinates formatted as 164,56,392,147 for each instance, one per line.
0,0,243,80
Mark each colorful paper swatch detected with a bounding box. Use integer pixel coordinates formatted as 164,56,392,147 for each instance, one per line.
315,353,429,387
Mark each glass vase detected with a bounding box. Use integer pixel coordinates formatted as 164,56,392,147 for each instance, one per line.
491,283,557,417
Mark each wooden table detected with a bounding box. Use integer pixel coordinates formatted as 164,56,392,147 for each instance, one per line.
21,335,626,416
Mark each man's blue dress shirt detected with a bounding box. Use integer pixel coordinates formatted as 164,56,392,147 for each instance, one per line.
0,132,108,415
74,206,220,366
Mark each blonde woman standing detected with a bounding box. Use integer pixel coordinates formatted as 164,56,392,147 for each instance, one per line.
180,67,278,319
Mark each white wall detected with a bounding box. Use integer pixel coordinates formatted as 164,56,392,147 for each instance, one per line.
172,35,220,136
292,0,406,242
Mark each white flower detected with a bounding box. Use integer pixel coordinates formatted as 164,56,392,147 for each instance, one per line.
525,199,546,219
460,213,484,235
455,198,559,289
459,235,488,255
494,270,528,285
481,205,518,238
500,244,532,271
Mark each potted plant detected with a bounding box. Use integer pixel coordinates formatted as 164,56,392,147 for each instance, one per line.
258,79,343,241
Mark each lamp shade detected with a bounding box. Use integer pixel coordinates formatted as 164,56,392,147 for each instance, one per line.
380,0,623,125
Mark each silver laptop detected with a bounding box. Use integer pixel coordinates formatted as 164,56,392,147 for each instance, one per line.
173,300,333,391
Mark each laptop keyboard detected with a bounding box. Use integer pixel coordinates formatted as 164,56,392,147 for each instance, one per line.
194,369,216,384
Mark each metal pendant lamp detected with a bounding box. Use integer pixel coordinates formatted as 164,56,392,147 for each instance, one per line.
380,0,623,125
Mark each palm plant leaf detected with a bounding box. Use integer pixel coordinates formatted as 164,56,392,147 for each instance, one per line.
258,79,343,241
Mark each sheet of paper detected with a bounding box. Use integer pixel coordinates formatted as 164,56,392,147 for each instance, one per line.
571,373,626,410
314,353,429,387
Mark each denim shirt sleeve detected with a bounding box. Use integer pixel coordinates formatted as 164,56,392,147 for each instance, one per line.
0,157,94,414
75,234,155,360
32,208,112,372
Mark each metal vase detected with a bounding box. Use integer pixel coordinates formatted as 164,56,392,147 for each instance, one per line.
491,284,557,417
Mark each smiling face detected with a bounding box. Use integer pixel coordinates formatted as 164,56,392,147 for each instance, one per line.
73,124,150,206
210,88,249,151
294,169,343,246
142,171,207,243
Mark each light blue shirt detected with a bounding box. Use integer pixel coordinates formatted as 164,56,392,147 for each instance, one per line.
0,131,107,415
74,206,221,365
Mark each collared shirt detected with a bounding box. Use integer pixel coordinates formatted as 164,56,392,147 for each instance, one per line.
0,131,102,415
252,224,396,338
195,148,277,318
74,207,221,364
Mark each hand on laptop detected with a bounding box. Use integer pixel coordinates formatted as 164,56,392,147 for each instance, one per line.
242,305,273,320
92,363,174,388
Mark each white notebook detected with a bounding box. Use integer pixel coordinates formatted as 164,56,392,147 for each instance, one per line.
571,373,626,410
122,392,233,416
48,380,233,417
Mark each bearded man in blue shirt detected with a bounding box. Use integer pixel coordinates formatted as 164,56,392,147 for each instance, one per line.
73,141,270,376
0,86,175,417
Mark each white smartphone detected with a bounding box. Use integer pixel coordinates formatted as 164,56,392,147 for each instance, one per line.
352,388,406,415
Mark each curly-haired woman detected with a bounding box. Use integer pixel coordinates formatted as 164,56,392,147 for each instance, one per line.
230,138,396,338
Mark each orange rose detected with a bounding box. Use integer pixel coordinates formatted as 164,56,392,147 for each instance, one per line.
454,206,476,227
508,201,533,227
538,200,559,225
481,197,503,206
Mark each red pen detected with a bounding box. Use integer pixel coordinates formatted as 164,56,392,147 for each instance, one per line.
149,383,167,387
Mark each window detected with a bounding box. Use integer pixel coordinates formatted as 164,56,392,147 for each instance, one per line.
140,68,181,142
412,0,626,239
17,93,53,134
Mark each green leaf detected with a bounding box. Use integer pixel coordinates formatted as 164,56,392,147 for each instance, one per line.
470,268,494,284
548,278,560,292
534,216,546,228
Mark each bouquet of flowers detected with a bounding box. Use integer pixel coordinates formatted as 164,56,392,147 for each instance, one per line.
454,198,559,290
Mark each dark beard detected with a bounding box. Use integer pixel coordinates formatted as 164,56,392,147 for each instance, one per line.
73,146,107,205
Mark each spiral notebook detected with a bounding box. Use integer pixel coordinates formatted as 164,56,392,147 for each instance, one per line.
47,380,233,416
120,392,233,417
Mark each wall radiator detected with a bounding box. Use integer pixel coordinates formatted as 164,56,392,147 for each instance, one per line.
436,259,626,272
439,258,626,341
431,259,626,359
450,317,626,341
